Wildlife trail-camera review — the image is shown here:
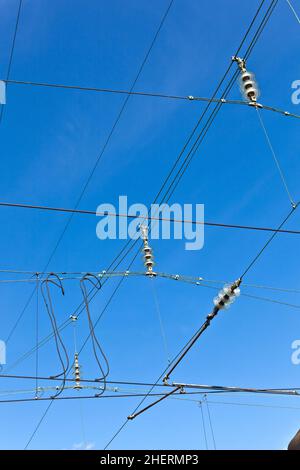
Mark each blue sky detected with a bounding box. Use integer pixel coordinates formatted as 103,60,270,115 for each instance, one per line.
0,0,300,450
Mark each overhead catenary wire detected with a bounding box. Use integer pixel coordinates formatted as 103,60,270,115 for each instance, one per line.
22,1,176,448
159,204,298,385
63,1,280,380
199,400,208,450
4,0,298,452
79,274,109,386
24,401,54,450
240,202,298,278
2,0,284,448
99,0,275,306
2,388,297,407
2,78,300,119
2,372,300,394
7,0,176,375
150,278,171,365
35,274,39,398
159,0,279,206
256,107,296,207
7,2,278,440
0,0,23,124
203,395,216,450
1,200,300,235
40,274,69,399
286,0,300,24
0,0,289,381
5,280,300,377
2,269,300,297
104,3,291,441
6,279,300,377
124,200,297,419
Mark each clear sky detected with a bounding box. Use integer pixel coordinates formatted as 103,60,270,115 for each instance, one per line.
0,0,300,450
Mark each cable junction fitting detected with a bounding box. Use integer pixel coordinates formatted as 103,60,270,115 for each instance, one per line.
139,224,156,277
73,353,82,390
232,56,260,103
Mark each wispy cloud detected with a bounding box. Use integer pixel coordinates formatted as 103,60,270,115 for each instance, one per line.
72,441,95,451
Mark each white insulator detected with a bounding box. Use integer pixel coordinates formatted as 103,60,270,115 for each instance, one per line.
241,71,252,81
213,281,241,310
239,71,259,102
140,224,156,276
73,353,82,389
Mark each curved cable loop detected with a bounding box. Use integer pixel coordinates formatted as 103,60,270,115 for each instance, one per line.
80,274,109,392
41,273,69,398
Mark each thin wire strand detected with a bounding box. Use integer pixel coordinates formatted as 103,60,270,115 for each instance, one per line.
150,278,171,365
256,107,295,206
203,395,216,450
1,200,300,235
7,270,300,378
199,400,208,450
286,0,300,24
3,78,300,119
35,275,39,397
24,400,54,450
0,0,23,124
5,0,175,365
240,203,298,278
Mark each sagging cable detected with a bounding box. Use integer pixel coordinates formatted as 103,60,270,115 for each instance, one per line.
80,273,109,391
41,273,69,398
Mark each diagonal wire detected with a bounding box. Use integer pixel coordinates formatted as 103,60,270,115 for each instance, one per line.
199,400,208,450
0,0,23,124
24,400,54,450
203,394,216,450
5,0,175,358
22,0,175,448
8,0,275,375
150,278,171,365
240,203,298,278
286,0,300,24
256,107,295,206
35,274,39,397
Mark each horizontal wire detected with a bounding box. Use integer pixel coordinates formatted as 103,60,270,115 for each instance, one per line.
0,200,299,235
2,373,300,395
3,273,300,375
173,396,300,411
1,270,300,298
0,390,243,405
0,373,172,388
2,277,300,311
2,78,300,119
0,269,300,299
